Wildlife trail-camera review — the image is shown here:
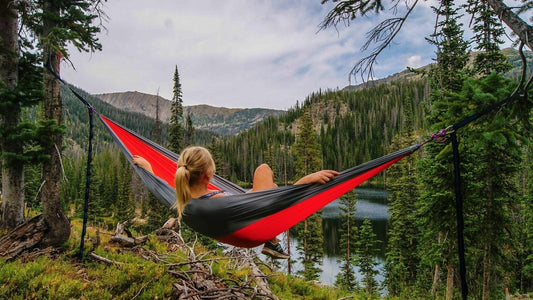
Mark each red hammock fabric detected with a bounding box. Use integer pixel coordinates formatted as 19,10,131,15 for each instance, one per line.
100,115,419,247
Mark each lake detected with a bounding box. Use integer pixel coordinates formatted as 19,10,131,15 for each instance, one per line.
258,188,391,286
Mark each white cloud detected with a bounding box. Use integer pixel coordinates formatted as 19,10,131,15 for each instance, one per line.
61,0,436,109
406,55,424,68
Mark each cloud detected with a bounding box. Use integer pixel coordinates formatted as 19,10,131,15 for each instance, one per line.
406,55,424,68
61,0,436,109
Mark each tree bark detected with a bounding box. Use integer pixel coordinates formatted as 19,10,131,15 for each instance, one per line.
487,0,533,51
0,0,25,231
482,244,491,300
40,0,70,246
446,264,454,300
0,215,47,260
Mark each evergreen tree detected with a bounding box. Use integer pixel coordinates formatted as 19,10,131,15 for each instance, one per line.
355,217,380,297
39,0,105,246
183,113,194,148
293,107,324,280
384,106,421,296
0,39,43,229
523,143,533,291
168,66,184,153
417,1,470,297
296,211,324,281
153,89,162,144
335,190,359,292
293,107,321,178
458,74,523,299
0,1,24,230
466,0,511,75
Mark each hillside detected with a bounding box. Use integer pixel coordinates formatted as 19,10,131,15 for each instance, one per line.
343,47,532,91
94,91,285,135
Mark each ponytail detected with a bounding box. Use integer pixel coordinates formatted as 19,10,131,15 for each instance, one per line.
174,146,216,219
174,165,191,219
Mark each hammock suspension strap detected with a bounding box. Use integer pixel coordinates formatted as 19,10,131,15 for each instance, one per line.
78,105,95,259
45,62,95,260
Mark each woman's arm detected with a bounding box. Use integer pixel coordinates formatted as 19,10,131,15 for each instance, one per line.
132,155,154,174
294,170,339,185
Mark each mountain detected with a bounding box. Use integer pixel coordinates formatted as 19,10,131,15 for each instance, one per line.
342,47,532,91
94,91,285,135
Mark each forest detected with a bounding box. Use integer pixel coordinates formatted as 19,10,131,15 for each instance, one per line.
1,0,532,299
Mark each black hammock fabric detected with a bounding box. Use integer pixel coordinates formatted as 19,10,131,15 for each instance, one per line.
100,115,420,248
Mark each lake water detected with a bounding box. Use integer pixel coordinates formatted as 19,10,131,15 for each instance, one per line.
258,188,391,286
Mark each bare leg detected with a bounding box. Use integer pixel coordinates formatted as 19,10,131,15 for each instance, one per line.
250,164,289,259
249,163,278,192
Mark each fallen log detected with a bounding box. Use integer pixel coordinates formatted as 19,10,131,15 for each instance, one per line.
0,215,47,260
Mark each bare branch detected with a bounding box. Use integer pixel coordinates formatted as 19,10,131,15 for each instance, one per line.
352,0,419,82
319,0,386,31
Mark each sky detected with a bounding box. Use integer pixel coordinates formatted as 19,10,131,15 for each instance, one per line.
62,0,440,110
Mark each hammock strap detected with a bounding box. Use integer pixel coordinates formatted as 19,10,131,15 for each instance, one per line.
78,106,95,259
44,63,95,259
451,132,468,300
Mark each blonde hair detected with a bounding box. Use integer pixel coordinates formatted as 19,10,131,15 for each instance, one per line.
174,146,216,219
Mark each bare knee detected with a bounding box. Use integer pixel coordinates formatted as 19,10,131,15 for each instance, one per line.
251,163,277,191
255,163,272,175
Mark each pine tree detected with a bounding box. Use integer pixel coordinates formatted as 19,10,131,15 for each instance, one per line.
355,217,380,297
458,74,523,299
384,105,421,296
0,1,24,230
293,107,324,280
335,190,359,292
168,66,184,153
293,107,321,178
466,0,511,75
153,88,162,144
297,211,324,281
183,113,194,148
417,0,470,297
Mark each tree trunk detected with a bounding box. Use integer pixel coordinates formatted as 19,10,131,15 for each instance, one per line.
40,0,70,246
446,264,454,300
482,244,491,300
431,264,440,294
0,0,25,231
486,0,533,51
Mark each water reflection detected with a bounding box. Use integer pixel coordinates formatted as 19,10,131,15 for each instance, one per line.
276,188,391,286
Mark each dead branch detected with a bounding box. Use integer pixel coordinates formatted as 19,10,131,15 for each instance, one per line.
109,221,148,247
88,251,122,266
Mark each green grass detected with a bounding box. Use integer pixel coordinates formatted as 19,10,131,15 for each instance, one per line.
0,220,361,299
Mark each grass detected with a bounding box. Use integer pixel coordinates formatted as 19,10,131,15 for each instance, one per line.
0,219,363,299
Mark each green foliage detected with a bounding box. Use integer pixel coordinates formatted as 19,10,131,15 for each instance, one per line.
466,0,511,75
0,223,364,299
335,190,359,292
293,107,322,177
355,217,380,296
296,212,324,281
20,0,104,57
0,52,47,168
214,80,428,186
384,126,421,295
168,65,184,153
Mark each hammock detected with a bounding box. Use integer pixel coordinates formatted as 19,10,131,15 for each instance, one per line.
100,115,420,247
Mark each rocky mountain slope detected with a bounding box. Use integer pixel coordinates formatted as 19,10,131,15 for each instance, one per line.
94,91,284,135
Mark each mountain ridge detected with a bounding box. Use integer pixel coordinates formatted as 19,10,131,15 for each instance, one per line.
94,91,285,135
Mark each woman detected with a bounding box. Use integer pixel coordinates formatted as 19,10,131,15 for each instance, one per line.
133,146,338,259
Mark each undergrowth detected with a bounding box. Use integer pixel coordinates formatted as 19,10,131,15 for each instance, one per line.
0,219,363,299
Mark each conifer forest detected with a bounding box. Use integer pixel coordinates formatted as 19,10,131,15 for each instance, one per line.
0,0,532,299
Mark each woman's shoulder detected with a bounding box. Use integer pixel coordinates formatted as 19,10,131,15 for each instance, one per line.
197,190,227,199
